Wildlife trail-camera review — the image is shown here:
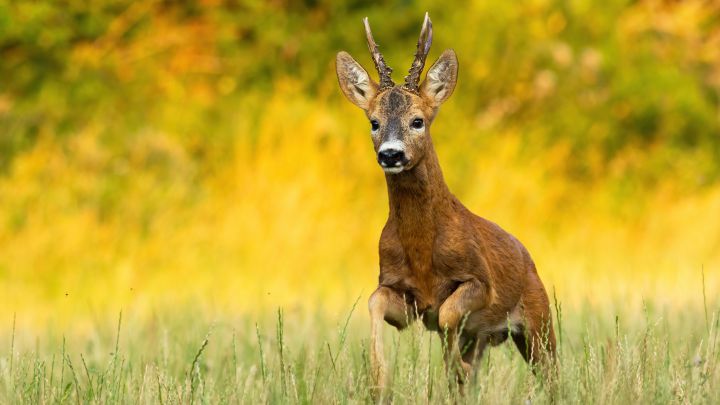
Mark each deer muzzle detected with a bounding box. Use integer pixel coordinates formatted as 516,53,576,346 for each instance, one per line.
377,140,409,173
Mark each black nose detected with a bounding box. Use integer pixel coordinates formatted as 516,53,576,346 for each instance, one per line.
378,149,406,167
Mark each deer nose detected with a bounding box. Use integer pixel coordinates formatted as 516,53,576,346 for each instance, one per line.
377,148,406,167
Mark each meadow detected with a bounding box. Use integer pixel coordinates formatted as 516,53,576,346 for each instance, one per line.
2,302,720,403
1,0,720,403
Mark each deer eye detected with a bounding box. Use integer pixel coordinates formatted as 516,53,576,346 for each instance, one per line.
370,120,380,131
411,118,424,129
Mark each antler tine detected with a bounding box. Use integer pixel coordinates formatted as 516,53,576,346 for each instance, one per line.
364,17,395,90
403,12,433,93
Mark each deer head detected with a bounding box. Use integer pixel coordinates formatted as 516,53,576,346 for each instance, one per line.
336,13,458,174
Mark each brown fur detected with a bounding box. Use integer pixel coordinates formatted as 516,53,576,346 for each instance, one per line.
337,21,556,392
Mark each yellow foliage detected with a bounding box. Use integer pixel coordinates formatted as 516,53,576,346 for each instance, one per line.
1,82,719,332
1,0,719,333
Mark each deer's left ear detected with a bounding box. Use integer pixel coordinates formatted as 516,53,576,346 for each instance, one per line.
420,49,458,107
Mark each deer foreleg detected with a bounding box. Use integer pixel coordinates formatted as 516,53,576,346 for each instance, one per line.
368,286,414,393
438,279,490,384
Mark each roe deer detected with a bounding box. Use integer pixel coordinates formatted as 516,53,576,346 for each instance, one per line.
335,13,556,391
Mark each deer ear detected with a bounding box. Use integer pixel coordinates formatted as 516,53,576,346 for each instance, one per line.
336,51,378,110
420,49,458,107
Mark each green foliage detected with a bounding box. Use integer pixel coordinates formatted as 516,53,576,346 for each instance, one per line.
1,0,718,183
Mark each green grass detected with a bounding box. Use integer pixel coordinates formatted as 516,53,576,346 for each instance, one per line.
1,301,719,404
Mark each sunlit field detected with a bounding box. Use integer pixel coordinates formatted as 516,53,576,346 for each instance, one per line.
1,0,720,403
2,306,720,403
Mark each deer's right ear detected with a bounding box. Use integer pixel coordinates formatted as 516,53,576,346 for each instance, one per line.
336,51,378,110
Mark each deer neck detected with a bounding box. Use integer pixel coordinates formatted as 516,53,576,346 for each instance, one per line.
385,140,453,239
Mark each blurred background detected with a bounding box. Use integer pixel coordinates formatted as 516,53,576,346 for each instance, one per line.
1,0,719,331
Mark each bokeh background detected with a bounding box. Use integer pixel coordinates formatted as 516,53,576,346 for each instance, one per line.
1,0,719,332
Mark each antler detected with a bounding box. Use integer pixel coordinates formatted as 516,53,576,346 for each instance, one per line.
403,12,433,93
364,17,395,90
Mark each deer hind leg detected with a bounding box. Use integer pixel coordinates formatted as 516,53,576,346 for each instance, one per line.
512,276,556,372
437,279,490,385
368,286,415,394
459,333,488,366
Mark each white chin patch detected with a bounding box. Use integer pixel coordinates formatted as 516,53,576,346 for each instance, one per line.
383,166,404,174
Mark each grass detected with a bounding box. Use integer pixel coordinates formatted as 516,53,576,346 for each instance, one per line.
1,298,719,404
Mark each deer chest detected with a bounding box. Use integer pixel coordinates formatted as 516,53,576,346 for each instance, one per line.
379,235,478,315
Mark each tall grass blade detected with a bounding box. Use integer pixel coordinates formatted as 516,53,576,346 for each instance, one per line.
188,331,210,405
255,323,267,385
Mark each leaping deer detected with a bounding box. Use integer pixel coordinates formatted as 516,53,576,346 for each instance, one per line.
336,13,557,390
